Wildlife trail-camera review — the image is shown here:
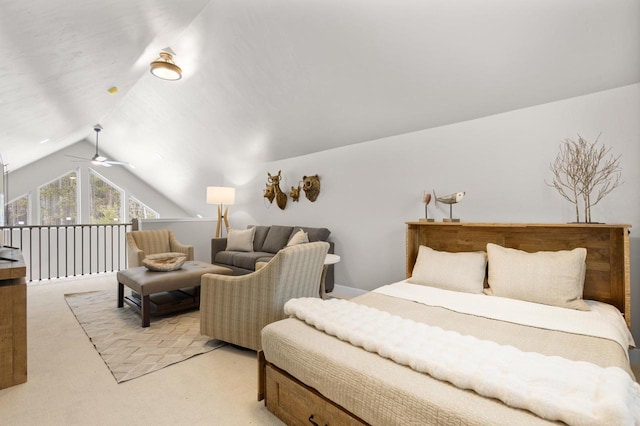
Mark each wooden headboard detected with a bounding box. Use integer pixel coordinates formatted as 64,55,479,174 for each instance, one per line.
406,222,631,328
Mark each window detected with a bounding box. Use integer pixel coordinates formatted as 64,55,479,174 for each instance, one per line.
89,170,123,224
6,193,29,226
129,196,158,220
39,171,78,225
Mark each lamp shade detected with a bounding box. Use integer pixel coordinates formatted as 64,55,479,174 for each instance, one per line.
207,186,235,205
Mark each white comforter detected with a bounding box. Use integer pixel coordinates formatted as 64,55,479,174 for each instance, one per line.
284,297,640,426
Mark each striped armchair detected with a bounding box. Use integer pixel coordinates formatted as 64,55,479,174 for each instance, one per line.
126,229,194,268
200,241,329,351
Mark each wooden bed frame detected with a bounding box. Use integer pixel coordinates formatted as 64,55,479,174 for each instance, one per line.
406,222,631,327
259,222,632,425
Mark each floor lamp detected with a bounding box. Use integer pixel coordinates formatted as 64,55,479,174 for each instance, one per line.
207,186,235,238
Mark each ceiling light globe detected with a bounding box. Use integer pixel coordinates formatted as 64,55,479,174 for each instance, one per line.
150,52,182,81
150,62,182,80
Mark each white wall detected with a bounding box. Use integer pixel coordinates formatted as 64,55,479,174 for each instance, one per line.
226,83,640,337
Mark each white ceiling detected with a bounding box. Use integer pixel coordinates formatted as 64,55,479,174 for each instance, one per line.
1,0,639,206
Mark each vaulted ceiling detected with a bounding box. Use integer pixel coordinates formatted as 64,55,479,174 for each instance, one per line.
1,0,639,205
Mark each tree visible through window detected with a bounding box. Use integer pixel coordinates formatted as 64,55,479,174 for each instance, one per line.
7,194,29,225
39,171,78,225
32,169,158,225
129,196,158,220
90,170,123,224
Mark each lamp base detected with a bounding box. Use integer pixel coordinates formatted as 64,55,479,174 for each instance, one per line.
215,205,230,238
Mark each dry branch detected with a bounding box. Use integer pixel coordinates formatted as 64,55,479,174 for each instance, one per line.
547,135,622,223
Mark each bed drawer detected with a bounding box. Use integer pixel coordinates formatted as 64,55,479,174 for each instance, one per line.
265,364,367,426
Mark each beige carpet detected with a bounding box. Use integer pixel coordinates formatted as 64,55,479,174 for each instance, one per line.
64,290,224,383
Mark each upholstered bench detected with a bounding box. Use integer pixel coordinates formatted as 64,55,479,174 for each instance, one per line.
117,261,232,327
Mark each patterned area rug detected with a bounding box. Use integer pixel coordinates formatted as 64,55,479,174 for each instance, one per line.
65,291,224,383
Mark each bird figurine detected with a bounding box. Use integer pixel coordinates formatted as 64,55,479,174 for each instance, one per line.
421,191,434,222
433,191,465,222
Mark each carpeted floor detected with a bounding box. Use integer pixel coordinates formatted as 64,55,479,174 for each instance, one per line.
64,290,225,383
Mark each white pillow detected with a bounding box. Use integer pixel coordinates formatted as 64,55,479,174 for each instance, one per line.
226,227,255,252
486,243,589,311
408,245,487,294
287,229,309,246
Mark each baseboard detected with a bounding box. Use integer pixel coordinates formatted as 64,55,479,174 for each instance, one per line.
329,284,367,299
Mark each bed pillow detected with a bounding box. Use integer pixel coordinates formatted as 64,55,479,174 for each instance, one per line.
486,243,589,311
225,227,255,252
408,245,487,294
287,229,309,246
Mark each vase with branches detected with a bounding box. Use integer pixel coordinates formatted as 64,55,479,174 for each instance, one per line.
547,134,622,223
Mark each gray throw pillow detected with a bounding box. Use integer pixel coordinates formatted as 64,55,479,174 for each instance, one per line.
249,225,270,252
262,226,294,253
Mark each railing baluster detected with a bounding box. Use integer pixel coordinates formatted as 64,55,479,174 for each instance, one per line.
0,223,132,282
29,228,33,282
81,226,85,276
89,225,92,275
38,227,42,281
74,226,77,275
64,226,68,278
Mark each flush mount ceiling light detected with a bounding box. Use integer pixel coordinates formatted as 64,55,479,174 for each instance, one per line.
150,47,182,81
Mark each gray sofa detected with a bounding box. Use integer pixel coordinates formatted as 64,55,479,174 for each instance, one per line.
211,225,335,292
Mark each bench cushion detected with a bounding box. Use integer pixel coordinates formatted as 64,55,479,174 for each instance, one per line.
117,261,232,295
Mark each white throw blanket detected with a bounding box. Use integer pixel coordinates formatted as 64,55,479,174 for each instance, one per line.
284,297,640,426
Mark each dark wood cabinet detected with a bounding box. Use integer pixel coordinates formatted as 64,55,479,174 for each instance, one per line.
0,249,27,389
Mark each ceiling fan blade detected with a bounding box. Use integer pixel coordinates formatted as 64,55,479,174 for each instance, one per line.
65,154,91,161
104,160,129,166
68,125,131,168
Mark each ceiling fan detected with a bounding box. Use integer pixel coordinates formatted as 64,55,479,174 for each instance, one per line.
66,124,129,167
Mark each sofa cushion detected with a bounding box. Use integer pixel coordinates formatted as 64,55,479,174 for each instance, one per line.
226,227,255,252
234,252,273,270
262,226,294,253
250,225,270,252
287,228,309,246
295,226,330,242
256,255,275,264
214,250,239,266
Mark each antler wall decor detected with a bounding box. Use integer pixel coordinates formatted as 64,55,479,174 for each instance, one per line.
264,172,321,209
264,170,287,210
263,183,275,203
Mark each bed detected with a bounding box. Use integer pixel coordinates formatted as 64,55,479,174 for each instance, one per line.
258,222,637,425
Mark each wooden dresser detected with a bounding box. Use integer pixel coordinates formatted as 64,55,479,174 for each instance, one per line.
0,248,27,389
